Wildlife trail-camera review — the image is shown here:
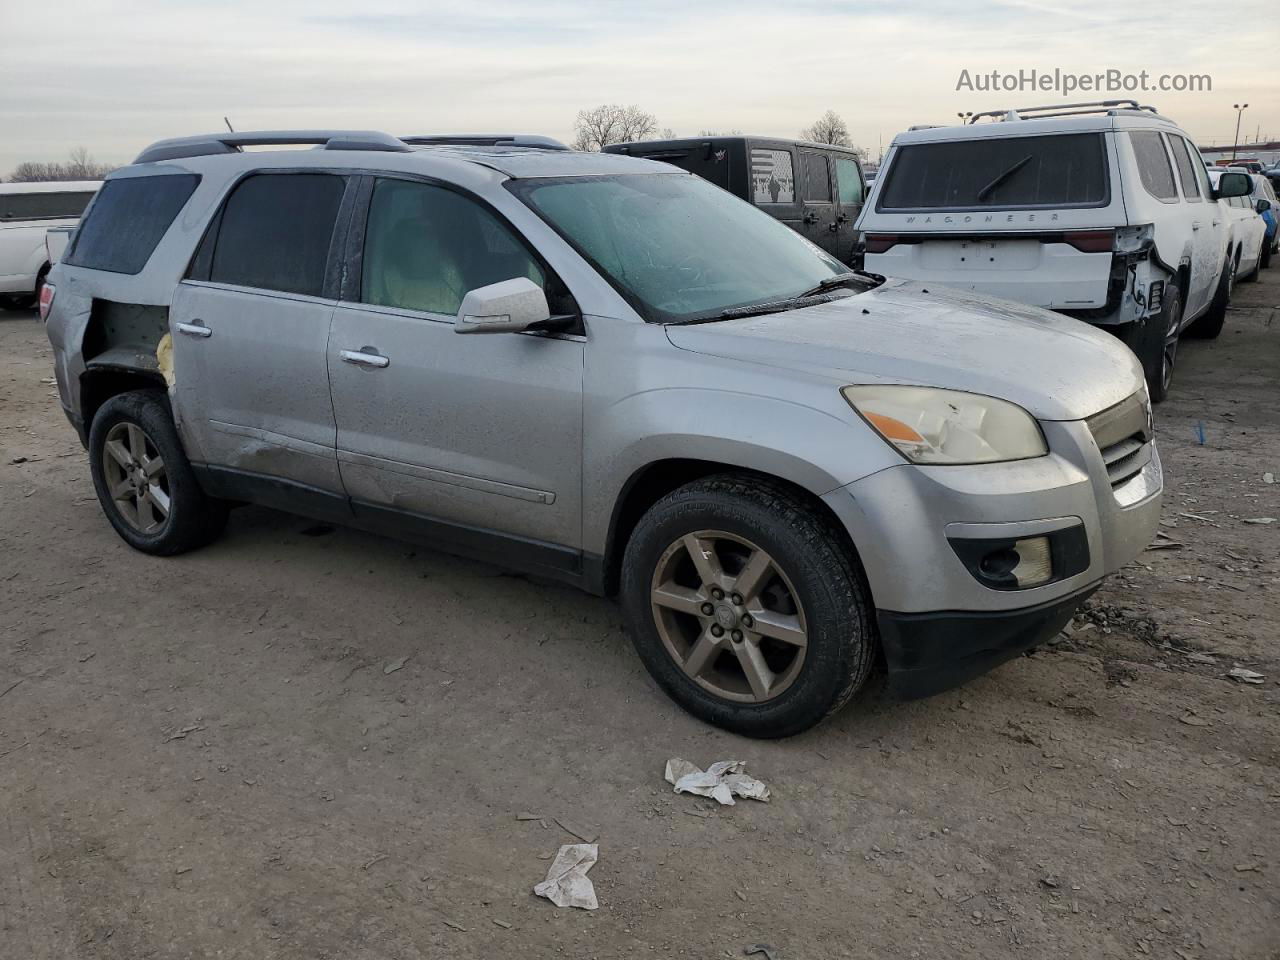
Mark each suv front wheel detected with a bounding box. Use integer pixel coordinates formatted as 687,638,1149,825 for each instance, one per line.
621,475,876,738
88,389,228,555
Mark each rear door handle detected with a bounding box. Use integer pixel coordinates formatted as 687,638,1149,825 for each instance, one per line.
176,321,212,338
1191,221,1202,231
340,348,390,369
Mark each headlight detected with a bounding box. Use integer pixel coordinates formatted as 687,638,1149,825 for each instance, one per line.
842,385,1048,465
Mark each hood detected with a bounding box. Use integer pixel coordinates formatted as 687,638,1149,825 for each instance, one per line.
664,279,1143,420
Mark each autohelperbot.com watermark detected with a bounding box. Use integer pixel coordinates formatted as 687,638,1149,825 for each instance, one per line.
956,68,1211,97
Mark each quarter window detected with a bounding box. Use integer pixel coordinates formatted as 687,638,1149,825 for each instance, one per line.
1130,132,1178,202
800,152,832,203
208,173,345,296
361,178,545,316
834,157,865,206
66,175,199,275
750,149,795,204
1170,136,1202,201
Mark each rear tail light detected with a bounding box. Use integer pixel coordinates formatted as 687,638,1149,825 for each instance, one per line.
1060,230,1115,253
38,283,55,321
864,234,918,254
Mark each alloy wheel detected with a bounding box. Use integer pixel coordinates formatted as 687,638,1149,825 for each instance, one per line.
649,530,807,703
1160,290,1182,394
102,421,171,534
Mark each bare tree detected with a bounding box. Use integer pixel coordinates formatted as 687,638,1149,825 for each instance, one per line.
799,111,868,159
7,147,113,182
572,104,659,151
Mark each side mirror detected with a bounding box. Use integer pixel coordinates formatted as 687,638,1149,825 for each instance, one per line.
454,277,551,334
1214,172,1252,200
1256,198,1271,214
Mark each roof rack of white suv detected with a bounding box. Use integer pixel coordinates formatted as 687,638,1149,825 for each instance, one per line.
967,100,1165,124
134,130,412,164
401,134,570,150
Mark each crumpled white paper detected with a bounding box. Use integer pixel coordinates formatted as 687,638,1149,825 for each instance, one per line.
664,758,771,806
533,843,599,910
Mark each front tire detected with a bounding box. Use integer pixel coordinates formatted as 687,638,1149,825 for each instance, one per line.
88,389,227,555
620,475,876,738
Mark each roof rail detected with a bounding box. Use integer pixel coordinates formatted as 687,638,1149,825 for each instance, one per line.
966,100,1162,124
134,130,411,164
401,134,570,151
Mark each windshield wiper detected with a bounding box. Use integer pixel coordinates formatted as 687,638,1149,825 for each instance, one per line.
976,155,1033,202
797,271,877,299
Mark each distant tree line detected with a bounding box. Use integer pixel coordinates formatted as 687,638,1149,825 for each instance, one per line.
572,106,867,159
3,147,113,182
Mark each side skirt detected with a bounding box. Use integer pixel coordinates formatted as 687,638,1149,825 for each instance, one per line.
191,463,600,592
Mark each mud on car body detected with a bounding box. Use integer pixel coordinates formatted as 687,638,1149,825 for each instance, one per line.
44,129,1161,737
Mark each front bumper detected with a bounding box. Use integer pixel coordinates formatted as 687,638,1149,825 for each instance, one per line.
877,582,1100,699
821,418,1161,615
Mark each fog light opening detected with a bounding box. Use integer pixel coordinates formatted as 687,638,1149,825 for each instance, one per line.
1010,536,1053,588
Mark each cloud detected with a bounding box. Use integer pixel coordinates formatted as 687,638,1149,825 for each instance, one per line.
1,0,1276,173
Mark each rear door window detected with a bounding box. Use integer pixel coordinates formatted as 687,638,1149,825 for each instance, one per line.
1130,131,1178,202
878,133,1108,210
1169,136,1202,201
0,190,96,221
66,175,199,274
800,152,832,202
207,173,345,296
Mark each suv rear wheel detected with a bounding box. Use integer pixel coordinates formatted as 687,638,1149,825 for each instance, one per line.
88,389,227,555
621,475,876,738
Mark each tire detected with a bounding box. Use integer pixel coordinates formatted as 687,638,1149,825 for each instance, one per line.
88,389,227,555
620,474,876,738
1185,256,1234,340
1139,284,1183,403
1263,240,1273,270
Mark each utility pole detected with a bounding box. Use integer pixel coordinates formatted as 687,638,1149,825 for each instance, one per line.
1232,104,1248,160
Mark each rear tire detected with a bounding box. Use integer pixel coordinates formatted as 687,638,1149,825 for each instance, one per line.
0,294,35,311
620,474,876,738
1117,284,1182,404
88,389,227,555
1263,241,1273,270
1185,257,1234,340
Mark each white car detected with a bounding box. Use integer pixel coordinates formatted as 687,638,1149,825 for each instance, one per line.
856,100,1252,401
1208,170,1266,283
0,180,99,310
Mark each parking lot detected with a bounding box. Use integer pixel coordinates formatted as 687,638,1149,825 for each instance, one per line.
1,271,1277,958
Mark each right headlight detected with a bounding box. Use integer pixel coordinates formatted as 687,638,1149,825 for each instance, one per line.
841,385,1048,465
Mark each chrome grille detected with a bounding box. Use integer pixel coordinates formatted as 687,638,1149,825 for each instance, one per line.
1086,392,1152,489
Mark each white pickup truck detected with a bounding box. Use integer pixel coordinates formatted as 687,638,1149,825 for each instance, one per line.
0,181,99,310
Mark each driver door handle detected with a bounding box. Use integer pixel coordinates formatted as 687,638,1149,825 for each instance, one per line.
340,348,390,369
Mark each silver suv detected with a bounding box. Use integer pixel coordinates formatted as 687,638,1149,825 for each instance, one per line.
43,130,1162,737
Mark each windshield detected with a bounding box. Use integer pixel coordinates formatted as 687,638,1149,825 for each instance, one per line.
508,173,848,322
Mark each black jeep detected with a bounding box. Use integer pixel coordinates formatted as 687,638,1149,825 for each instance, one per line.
604,136,868,267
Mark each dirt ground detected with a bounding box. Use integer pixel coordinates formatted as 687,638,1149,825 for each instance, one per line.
1,269,1277,960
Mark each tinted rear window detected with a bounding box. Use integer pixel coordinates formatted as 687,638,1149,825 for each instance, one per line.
800,152,832,202
66,175,199,274
0,190,96,222
878,133,1108,210
208,173,345,296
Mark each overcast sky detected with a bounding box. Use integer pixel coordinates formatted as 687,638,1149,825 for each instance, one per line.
2,0,1277,175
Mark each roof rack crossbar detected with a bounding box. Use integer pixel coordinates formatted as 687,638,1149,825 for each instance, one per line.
400,134,570,151
967,99,1150,123
134,130,412,164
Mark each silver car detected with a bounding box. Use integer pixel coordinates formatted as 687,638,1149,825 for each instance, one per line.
43,130,1162,737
